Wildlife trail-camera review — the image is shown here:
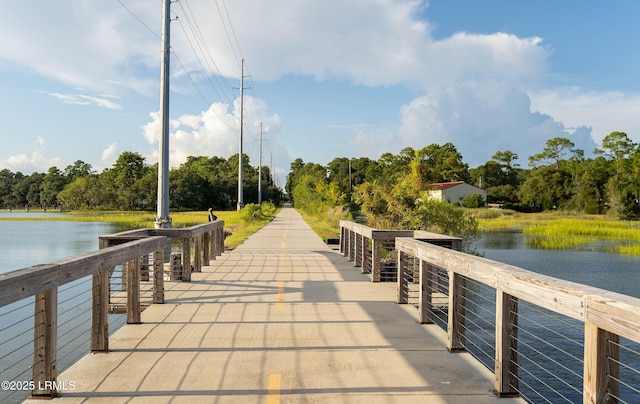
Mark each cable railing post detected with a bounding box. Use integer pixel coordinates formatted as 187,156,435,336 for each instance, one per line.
153,249,164,304
584,323,620,402
126,258,141,324
203,231,210,265
418,260,434,324
361,236,370,274
91,268,110,352
354,233,363,267
182,237,192,281
447,271,466,351
372,239,381,282
194,234,202,273
397,251,409,304
217,226,224,256
32,287,57,398
495,290,519,397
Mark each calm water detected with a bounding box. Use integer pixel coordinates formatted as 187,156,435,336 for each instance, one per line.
475,232,640,298
473,233,640,403
0,212,119,273
0,214,123,404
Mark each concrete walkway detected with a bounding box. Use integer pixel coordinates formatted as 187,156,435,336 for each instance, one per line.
28,205,521,403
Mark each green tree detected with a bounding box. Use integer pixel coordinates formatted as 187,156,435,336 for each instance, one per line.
529,137,579,169
40,167,66,207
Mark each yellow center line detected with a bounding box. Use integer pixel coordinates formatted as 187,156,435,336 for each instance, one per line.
267,373,281,404
277,280,285,308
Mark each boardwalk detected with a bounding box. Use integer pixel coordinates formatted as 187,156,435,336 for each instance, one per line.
27,205,520,403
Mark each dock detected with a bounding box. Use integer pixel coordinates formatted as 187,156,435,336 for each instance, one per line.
25,205,519,403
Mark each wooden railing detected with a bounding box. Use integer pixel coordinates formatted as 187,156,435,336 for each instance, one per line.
339,221,640,402
0,220,224,399
339,220,461,281
394,237,640,401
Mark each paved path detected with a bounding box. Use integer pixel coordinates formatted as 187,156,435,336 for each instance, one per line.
27,205,521,403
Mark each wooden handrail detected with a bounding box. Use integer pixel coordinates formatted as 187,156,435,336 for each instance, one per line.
0,219,226,399
395,237,640,402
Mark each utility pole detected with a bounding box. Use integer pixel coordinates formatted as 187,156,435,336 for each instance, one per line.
155,0,171,228
270,152,274,188
258,122,263,204
237,59,245,211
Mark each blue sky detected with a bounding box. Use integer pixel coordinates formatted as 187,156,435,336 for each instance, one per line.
2,1,640,187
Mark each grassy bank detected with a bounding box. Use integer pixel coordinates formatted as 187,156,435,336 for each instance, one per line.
471,209,640,255
0,208,278,250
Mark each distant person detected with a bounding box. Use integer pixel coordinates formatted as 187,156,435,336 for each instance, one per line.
208,208,217,222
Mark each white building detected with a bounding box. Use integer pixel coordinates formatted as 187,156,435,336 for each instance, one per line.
427,181,486,204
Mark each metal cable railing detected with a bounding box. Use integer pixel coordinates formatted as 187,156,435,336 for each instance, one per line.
0,220,225,401
393,235,640,403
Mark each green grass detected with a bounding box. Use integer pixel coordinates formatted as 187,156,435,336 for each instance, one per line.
473,209,640,254
298,211,341,241
0,209,279,250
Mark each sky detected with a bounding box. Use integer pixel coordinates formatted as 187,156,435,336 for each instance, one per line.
2,0,640,188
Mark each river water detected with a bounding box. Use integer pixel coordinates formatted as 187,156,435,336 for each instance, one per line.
0,213,124,404
0,216,638,402
472,232,640,403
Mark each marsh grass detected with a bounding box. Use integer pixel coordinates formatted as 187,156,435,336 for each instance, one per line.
0,208,278,250
474,209,640,254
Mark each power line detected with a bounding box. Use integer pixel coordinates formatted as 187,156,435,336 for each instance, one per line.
115,0,160,40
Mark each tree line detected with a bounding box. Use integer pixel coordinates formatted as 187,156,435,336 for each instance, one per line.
286,131,640,221
0,152,283,211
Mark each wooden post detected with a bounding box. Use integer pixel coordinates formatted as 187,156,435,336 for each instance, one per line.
203,231,210,265
194,234,202,272
32,288,57,398
418,261,434,324
584,323,619,403
126,259,141,324
91,269,110,352
182,237,191,281
92,238,110,352
209,229,217,260
371,239,381,282
397,251,408,304
216,227,223,256
346,230,353,262
361,237,370,274
354,234,362,267
153,249,164,304
447,271,466,351
140,254,150,282
495,291,519,397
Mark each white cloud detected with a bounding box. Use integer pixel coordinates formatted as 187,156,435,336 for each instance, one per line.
42,91,122,110
0,1,549,93
352,81,599,167
143,96,283,167
0,138,64,173
101,143,118,168
530,88,640,145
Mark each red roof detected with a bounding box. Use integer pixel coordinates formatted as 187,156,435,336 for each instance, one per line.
428,181,466,190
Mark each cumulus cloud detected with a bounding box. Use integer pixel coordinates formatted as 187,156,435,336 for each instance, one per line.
142,96,283,167
0,1,549,92
0,138,64,173
100,143,118,168
352,81,599,167
530,88,640,145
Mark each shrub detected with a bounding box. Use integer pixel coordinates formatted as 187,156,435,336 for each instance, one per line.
240,203,263,223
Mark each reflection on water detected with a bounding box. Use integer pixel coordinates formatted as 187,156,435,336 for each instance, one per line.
473,232,640,403
0,217,123,404
475,232,640,298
